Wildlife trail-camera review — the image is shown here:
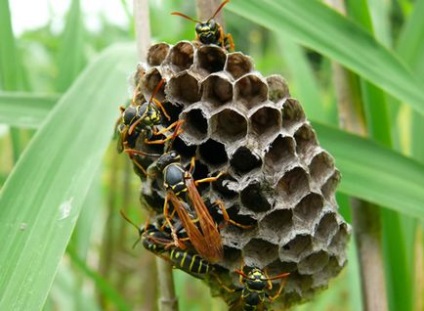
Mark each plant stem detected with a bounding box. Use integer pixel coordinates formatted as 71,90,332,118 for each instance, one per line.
133,1,178,310
324,1,388,310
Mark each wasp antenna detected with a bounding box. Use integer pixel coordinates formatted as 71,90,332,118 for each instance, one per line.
171,11,201,24
131,236,142,249
148,78,166,105
235,269,249,279
266,272,290,281
209,0,230,22
120,209,140,231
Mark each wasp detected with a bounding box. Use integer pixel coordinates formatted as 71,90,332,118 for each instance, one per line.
120,211,211,277
116,79,183,175
172,0,235,52
151,151,252,263
225,266,289,311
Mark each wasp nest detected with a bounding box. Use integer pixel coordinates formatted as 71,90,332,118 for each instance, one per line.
134,41,350,308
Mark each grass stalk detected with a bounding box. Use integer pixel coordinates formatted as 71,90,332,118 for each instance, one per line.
324,1,388,310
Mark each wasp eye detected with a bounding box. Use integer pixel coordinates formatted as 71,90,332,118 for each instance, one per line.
208,20,217,31
195,23,202,34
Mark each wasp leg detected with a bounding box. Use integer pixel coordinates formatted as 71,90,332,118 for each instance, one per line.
152,97,171,121
163,194,187,250
214,199,254,230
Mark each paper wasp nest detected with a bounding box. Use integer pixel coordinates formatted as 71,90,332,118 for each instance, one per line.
135,41,350,308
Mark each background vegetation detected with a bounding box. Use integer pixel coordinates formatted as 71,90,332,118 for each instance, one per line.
0,0,423,310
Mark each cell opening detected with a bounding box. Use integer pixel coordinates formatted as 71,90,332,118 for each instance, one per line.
250,106,282,138
293,193,324,228
181,108,208,141
240,182,272,213
169,41,194,71
277,167,310,201
294,124,318,157
260,209,293,244
167,73,201,105
201,75,233,106
197,45,226,73
230,146,262,175
147,43,170,66
198,139,228,167
212,175,238,199
309,151,335,183
321,170,341,200
243,238,279,267
298,251,329,275
282,99,305,129
280,235,313,261
316,212,339,244
212,109,247,142
225,52,253,79
235,74,268,109
264,135,296,172
142,69,165,102
266,75,289,103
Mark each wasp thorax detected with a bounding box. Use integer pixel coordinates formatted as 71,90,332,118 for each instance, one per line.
133,41,350,308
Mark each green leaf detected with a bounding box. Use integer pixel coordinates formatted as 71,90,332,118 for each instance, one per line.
313,122,424,220
0,92,59,128
0,44,136,310
227,0,424,116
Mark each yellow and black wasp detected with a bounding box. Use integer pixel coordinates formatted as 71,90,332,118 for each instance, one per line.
172,0,235,52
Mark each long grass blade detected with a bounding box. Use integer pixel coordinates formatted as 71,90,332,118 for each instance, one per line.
0,44,136,310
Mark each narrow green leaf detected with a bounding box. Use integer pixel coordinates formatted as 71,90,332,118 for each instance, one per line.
0,92,59,128
0,0,23,91
227,0,424,116
0,44,136,310
56,0,86,92
313,122,424,220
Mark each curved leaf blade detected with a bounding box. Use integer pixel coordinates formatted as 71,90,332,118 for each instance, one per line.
0,44,136,310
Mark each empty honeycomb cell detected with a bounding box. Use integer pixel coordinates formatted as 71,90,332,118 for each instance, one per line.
266,259,298,275
166,72,201,105
250,106,282,138
147,43,170,66
198,139,228,167
293,193,324,229
259,209,293,244
161,101,183,126
312,256,344,288
171,136,197,160
222,246,243,269
201,74,233,106
276,167,310,203
294,124,318,157
141,68,166,102
309,151,335,184
315,212,339,244
240,182,272,213
282,99,306,130
321,170,341,201
298,251,329,275
234,74,268,109
264,135,296,174
180,108,209,141
133,64,146,90
266,75,290,103
243,238,279,267
280,235,313,262
211,109,248,142
329,223,350,255
224,204,257,227
225,52,253,79
169,41,194,72
211,175,238,199
197,45,226,73
229,146,262,175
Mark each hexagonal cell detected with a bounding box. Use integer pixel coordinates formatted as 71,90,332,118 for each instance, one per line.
282,99,305,129
225,52,253,79
147,43,170,66
180,108,209,141
161,101,183,127
298,251,329,275
266,259,297,275
212,175,238,199
321,170,341,201
329,223,350,255
264,135,296,173
141,68,166,102
197,45,226,73
260,209,293,244
201,74,233,106
229,146,262,175
240,182,272,213
309,151,335,184
171,136,197,160
276,167,310,202
243,238,279,267
266,75,290,103
169,41,194,72
210,109,248,142
294,124,318,157
166,72,201,105
249,106,282,139
315,212,339,244
133,63,146,89
293,193,324,229
223,246,243,269
280,235,313,262
234,74,268,109
198,139,228,167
